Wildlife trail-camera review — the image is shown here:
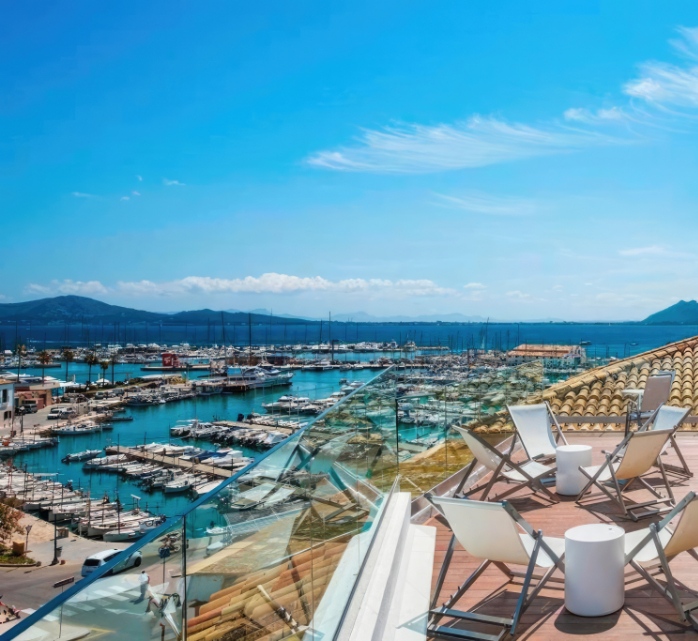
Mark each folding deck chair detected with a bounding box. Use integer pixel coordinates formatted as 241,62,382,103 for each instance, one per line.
453,426,558,503
625,491,698,629
625,371,675,431
507,402,568,463
427,495,565,640
639,404,692,478
576,428,675,520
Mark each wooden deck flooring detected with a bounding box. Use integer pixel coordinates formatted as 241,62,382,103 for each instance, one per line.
426,432,698,640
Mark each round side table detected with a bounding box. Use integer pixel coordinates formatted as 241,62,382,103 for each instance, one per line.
565,523,625,616
556,444,593,496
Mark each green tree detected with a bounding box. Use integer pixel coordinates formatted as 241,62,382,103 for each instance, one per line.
0,502,23,548
100,360,110,386
37,350,52,383
62,349,75,384
15,344,26,381
85,352,99,385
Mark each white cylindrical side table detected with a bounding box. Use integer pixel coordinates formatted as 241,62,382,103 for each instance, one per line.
556,444,593,496
565,523,625,616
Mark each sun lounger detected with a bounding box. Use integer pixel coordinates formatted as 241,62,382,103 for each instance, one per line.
638,404,692,478
625,491,698,629
453,426,558,503
507,402,568,463
427,495,565,639
576,428,675,520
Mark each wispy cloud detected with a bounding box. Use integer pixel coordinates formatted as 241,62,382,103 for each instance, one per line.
624,27,698,110
71,191,96,198
506,290,534,302
563,106,628,125
132,191,141,196
163,178,185,186
120,196,130,201
136,175,143,182
307,116,620,174
27,274,457,299
116,274,455,297
26,280,108,296
464,282,486,290
618,245,667,257
308,26,698,176
434,191,537,215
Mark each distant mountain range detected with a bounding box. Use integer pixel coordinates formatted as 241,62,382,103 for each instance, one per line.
643,300,698,325
0,296,314,325
3,294,685,325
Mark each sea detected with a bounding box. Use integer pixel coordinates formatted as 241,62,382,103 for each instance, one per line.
7,367,381,517
2,321,697,360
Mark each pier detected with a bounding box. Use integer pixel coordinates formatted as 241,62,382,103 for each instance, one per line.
104,445,235,478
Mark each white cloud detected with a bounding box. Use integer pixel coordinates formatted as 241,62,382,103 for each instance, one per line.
307,116,619,174
506,290,533,301
624,27,698,109
464,282,486,290
26,280,108,296
115,274,455,297
618,245,667,257
71,191,96,198
132,191,141,196
435,191,537,215
136,175,143,181
120,196,130,201
563,107,627,124
163,178,185,186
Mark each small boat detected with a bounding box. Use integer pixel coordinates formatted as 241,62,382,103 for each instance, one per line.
62,449,102,463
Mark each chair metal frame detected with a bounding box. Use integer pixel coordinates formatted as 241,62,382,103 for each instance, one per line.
638,405,692,479
426,494,565,640
453,426,558,504
576,428,675,521
507,401,568,463
625,370,676,433
625,491,698,630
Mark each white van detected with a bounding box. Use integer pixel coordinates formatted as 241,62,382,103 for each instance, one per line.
81,548,142,577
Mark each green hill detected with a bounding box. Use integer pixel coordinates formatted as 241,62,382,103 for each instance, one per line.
0,295,314,325
643,300,698,325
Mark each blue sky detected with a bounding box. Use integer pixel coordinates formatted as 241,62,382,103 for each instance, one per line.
3,1,698,320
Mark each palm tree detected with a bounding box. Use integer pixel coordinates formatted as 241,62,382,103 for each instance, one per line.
15,344,26,381
85,352,98,386
38,350,51,383
62,349,74,384
100,361,110,386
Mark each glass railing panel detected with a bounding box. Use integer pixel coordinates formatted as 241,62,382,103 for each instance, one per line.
6,367,403,641
9,516,185,641
179,377,394,641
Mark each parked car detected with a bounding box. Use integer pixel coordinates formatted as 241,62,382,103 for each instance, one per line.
47,408,62,420
81,549,142,577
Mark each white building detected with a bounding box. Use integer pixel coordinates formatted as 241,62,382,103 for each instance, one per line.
0,378,14,430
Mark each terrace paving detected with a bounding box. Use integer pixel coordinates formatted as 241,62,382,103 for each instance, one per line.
427,432,698,640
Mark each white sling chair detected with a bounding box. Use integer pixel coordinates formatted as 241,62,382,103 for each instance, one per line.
507,402,568,463
625,371,675,429
453,426,558,503
576,428,675,520
625,491,698,629
639,405,692,478
427,495,565,639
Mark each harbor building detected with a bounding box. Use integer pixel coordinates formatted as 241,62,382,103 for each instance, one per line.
505,343,586,366
0,377,13,429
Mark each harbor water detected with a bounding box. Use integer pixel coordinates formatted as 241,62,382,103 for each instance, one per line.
7,368,381,517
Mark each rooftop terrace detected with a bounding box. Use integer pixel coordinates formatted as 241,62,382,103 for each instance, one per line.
426,431,698,640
